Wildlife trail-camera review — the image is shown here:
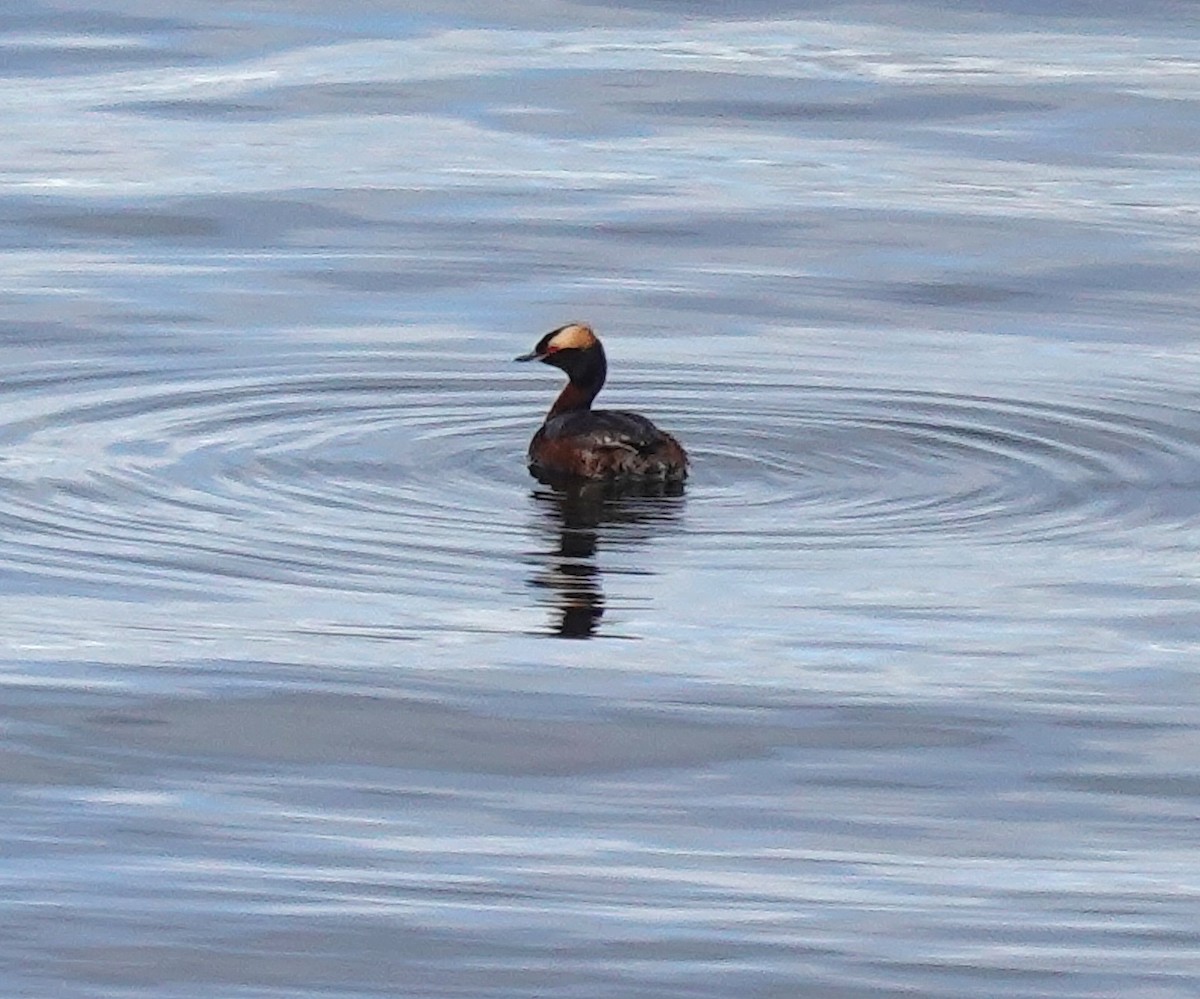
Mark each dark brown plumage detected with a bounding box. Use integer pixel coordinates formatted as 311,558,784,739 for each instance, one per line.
515,323,688,483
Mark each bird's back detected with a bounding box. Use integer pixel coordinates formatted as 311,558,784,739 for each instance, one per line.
530,409,688,481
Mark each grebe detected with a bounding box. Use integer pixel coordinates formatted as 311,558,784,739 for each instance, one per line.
515,323,688,482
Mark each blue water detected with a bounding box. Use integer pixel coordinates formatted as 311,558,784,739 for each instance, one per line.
2,3,1199,996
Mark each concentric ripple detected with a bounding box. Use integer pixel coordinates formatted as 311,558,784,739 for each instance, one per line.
1,355,1198,601
0,356,537,597
671,376,1200,549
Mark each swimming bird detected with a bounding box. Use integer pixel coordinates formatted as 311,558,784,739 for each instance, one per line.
515,323,688,483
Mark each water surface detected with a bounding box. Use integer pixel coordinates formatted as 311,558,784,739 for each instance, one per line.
2,2,1199,996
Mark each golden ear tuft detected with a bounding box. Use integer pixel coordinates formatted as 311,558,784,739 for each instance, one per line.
548,323,598,350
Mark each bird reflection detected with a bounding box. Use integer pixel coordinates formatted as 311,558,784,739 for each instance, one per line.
528,473,684,638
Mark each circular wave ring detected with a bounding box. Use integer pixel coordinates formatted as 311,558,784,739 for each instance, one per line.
0,365,536,594
667,382,1200,547
1,363,1198,596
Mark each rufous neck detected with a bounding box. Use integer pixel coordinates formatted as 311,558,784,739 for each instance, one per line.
547,380,598,418
544,343,607,420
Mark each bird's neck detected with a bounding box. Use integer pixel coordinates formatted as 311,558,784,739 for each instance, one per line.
547,379,599,418
546,350,606,419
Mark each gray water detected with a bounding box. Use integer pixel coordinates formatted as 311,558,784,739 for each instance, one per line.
3,2,1199,996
